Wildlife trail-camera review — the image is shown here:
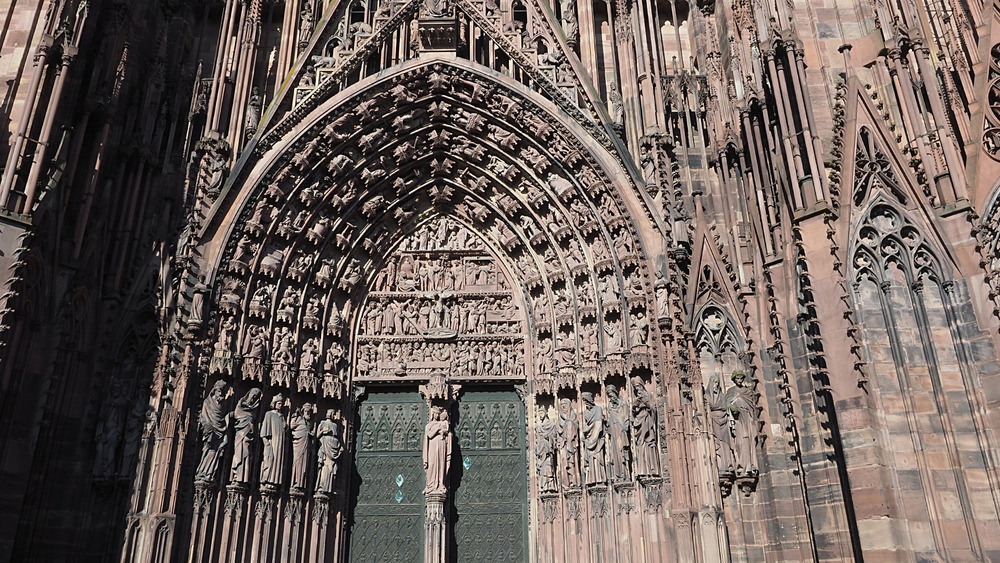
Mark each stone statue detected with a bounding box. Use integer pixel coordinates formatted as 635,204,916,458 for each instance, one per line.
609,84,624,126
189,276,208,329
725,371,758,476
230,387,262,485
259,394,288,489
631,377,660,476
534,406,558,492
290,403,315,492
422,405,453,495
582,392,607,485
557,398,581,489
707,374,735,477
93,381,127,479
315,410,343,495
195,380,230,484
118,399,149,477
606,385,632,481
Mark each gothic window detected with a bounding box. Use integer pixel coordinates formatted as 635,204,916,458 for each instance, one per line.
850,201,982,552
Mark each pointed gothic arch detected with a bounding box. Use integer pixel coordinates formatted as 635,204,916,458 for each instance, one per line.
175,54,674,562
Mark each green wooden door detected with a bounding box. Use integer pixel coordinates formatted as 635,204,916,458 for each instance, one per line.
452,390,527,562
349,390,425,561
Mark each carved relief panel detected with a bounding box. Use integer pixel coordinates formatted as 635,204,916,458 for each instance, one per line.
355,217,527,383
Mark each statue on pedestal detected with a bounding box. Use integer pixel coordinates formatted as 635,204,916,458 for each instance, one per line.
582,392,607,485
422,405,452,495
196,380,230,484
259,394,288,489
316,410,343,495
230,388,262,485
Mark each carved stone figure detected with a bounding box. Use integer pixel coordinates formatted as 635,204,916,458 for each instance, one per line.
315,410,343,495
557,398,581,489
259,394,288,489
290,403,315,492
581,392,607,485
534,406,558,492
230,388,262,485
707,374,735,477
423,405,453,495
631,377,660,476
195,380,230,484
608,84,624,126
606,385,631,481
93,381,128,479
726,371,758,476
189,277,208,329
118,399,149,477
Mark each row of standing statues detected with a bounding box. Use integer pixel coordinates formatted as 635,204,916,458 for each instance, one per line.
535,378,660,492
195,381,344,497
193,378,669,499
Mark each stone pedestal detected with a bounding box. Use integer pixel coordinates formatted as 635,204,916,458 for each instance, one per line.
424,493,447,563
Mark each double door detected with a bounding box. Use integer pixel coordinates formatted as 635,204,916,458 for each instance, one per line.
349,388,526,562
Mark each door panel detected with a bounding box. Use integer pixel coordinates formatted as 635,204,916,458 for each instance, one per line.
349,390,425,561
452,390,527,562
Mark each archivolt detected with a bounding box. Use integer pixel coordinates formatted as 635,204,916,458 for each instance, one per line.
200,60,665,396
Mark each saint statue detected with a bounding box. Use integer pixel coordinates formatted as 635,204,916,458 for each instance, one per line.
422,406,453,495
535,406,558,492
707,374,735,477
631,377,660,476
189,276,208,327
259,394,288,489
582,392,607,485
606,385,632,481
315,410,344,495
557,398,581,489
230,388,262,485
93,381,127,479
290,403,315,492
195,380,230,484
725,371,758,476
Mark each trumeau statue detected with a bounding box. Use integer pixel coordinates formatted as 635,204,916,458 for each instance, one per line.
631,377,660,476
557,398,581,489
315,410,343,495
606,385,631,481
196,380,230,484
535,406,558,492
422,405,453,495
259,394,288,489
290,403,316,492
582,392,607,485
230,388,262,485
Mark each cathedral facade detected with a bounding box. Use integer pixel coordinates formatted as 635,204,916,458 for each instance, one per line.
2,0,1000,560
